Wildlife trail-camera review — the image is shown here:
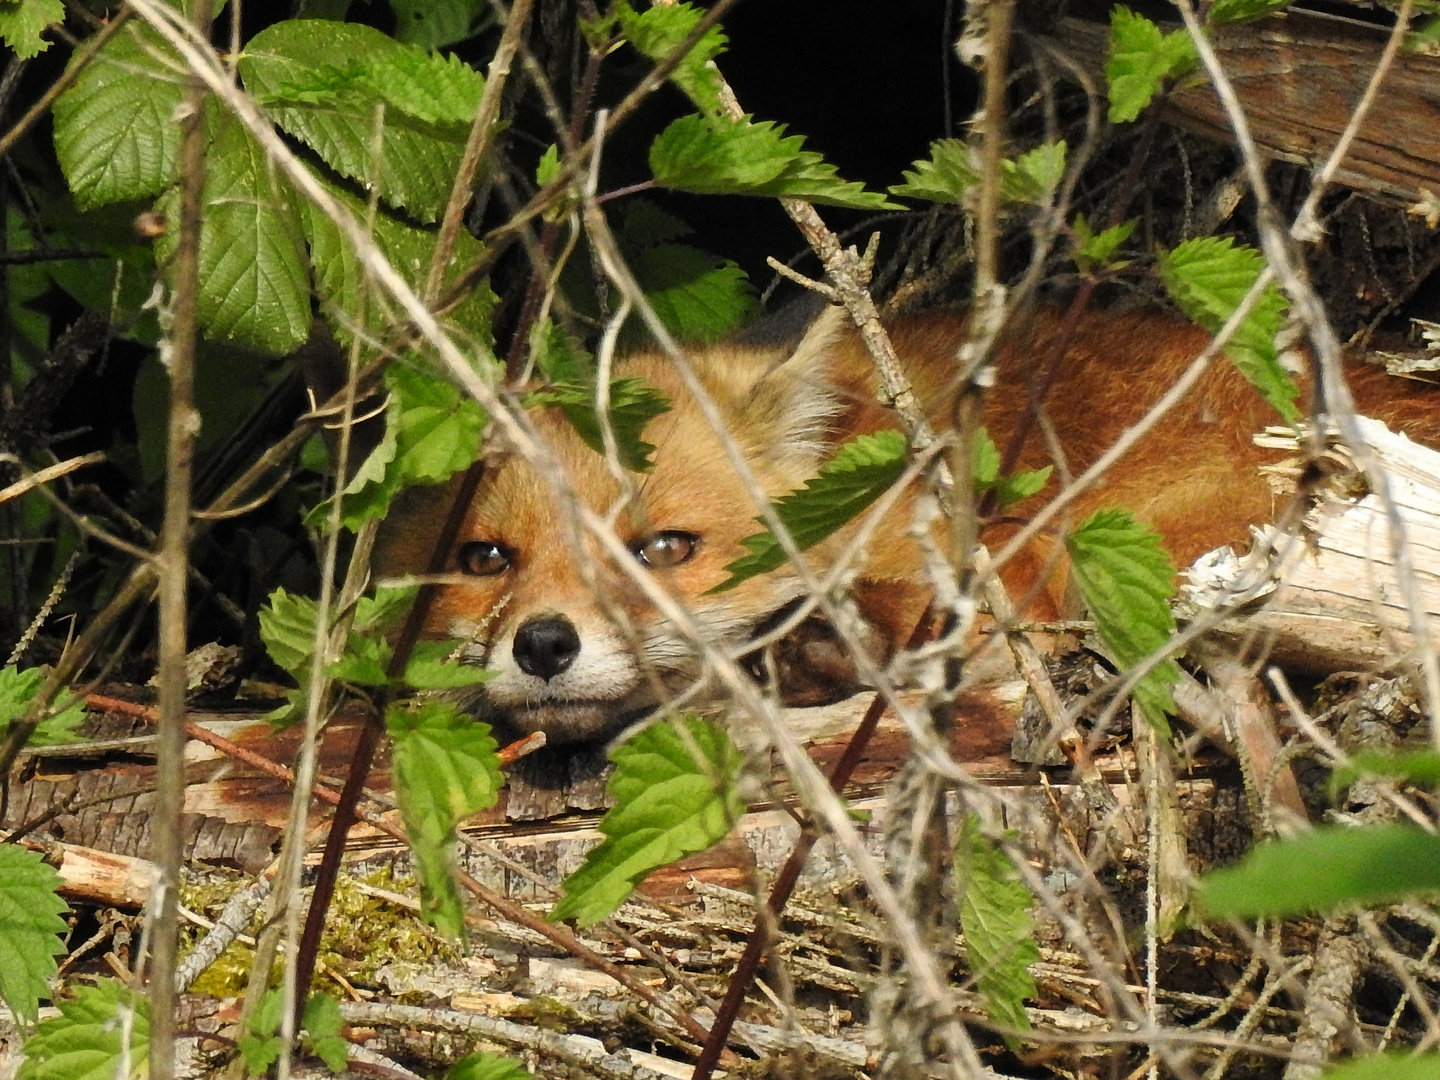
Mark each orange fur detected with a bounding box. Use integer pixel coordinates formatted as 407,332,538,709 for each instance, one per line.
376,306,1440,743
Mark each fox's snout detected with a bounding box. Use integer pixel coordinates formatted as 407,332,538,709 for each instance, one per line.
511,614,582,680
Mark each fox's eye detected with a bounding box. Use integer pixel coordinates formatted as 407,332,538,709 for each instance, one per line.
458,540,511,577
634,531,699,569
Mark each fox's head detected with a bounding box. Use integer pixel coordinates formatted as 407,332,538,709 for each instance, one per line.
376,311,908,744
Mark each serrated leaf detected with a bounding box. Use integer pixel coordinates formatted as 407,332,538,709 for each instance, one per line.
530,317,592,384
447,1051,533,1080
53,29,186,210
1196,824,1440,919
535,143,561,188
651,113,901,211
0,0,63,58
633,244,755,344
301,993,349,1072
550,717,743,926
1002,141,1066,204
1073,214,1137,275
299,175,498,347
391,0,490,49
258,586,321,672
17,979,148,1080
532,377,672,474
615,1,727,114
237,988,285,1074
1321,1052,1440,1080
1159,236,1299,423
153,105,311,354
0,846,68,1026
240,21,478,222
711,430,908,593
387,701,503,938
1064,509,1180,735
1208,0,1291,25
336,361,487,527
276,49,484,129
890,139,978,204
0,665,85,746
956,816,1037,1043
973,428,1051,509
1106,6,1198,124
403,640,494,689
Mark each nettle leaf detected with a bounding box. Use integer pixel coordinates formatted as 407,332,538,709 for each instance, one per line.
550,717,743,927
956,816,1038,1043
1073,214,1137,275
614,1,726,114
52,29,185,210
1106,6,1198,124
530,317,593,384
1065,509,1180,735
0,665,85,746
1197,824,1440,919
890,139,979,204
651,113,900,211
237,988,285,1074
403,640,494,690
1208,0,1292,25
531,378,672,474
154,106,311,355
387,701,503,938
0,0,62,59
0,846,68,1026
336,361,487,528
634,244,755,344
300,176,498,347
391,0,489,49
240,21,481,222
1160,236,1299,423
712,430,908,593
446,1051,534,1080
1002,141,1067,204
973,428,1051,509
301,993,350,1072
1330,749,1440,797
17,979,149,1080
1321,1052,1440,1080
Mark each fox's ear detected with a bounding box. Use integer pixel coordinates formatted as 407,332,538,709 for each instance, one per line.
736,304,850,474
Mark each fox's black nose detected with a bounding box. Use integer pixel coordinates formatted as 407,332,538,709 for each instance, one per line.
512,614,581,679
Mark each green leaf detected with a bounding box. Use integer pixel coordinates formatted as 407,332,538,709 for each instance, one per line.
387,701,503,938
890,139,978,204
1321,1052,1440,1080
1064,510,1180,735
402,640,494,690
614,1,727,114
1330,749,1440,799
711,430,908,593
955,816,1038,1043
535,143,561,188
335,361,488,528
973,428,1051,510
0,0,63,58
531,377,672,474
1106,6,1198,124
550,717,743,927
0,666,85,746
634,244,755,344
1196,824,1440,919
240,20,482,222
52,29,185,210
446,1051,533,1080
1208,0,1291,26
0,846,68,1026
1002,141,1067,204
530,317,592,384
153,106,311,355
301,993,350,1072
1159,236,1300,423
390,0,490,49
237,988,284,1074
1072,214,1137,275
17,980,149,1080
651,114,901,211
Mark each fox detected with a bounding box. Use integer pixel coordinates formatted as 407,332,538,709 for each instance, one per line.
373,302,1440,745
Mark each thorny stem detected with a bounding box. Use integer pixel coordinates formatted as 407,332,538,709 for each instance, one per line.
148,0,213,1074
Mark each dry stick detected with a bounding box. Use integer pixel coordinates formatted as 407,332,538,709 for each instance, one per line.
147,0,211,1071
691,608,936,1080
